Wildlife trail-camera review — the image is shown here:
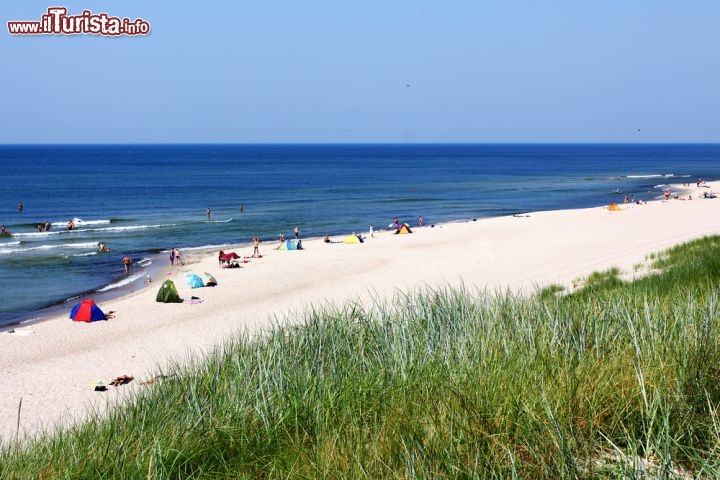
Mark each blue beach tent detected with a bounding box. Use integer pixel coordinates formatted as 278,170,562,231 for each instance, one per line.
185,273,205,289
279,239,303,251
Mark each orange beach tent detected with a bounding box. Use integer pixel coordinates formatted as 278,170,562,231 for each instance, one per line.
608,203,621,211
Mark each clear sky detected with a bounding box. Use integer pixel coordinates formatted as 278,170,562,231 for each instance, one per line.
1,1,719,143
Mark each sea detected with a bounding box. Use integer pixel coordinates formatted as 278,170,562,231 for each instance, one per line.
1,143,719,328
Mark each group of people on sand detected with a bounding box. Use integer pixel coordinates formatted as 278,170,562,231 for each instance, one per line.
391,215,424,230
274,225,302,248
217,237,263,268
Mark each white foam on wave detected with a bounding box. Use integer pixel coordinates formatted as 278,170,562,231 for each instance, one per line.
97,223,178,233
12,222,177,237
96,274,143,292
180,243,232,252
136,258,152,267
64,242,99,249
10,231,62,238
50,218,111,227
73,252,98,257
626,173,680,179
0,241,100,255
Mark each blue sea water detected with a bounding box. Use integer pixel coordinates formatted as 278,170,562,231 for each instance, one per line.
0,143,719,328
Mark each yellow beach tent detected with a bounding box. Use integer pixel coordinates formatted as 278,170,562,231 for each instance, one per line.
343,234,363,244
396,224,413,234
607,203,621,211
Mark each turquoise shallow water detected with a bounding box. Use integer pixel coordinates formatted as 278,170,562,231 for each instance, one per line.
1,143,719,327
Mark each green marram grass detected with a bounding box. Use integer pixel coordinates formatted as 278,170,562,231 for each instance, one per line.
3,235,720,478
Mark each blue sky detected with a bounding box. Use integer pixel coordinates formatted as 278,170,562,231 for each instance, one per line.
1,1,719,143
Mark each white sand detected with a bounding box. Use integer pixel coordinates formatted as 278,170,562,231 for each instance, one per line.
2,182,719,443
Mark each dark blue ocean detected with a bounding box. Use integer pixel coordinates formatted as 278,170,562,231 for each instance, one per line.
1,144,719,328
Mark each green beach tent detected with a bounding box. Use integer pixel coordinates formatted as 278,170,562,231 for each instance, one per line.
156,279,182,303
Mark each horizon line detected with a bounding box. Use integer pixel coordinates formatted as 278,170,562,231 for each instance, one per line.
2,141,720,147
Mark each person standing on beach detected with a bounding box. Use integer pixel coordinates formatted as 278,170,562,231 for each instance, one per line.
174,247,184,265
252,237,261,258
369,224,374,238
294,225,300,239
418,215,423,227
123,255,132,274
169,248,175,266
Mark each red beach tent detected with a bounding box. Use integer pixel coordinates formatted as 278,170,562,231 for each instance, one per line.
69,299,107,322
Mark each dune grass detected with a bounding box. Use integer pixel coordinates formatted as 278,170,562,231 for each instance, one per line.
3,236,720,478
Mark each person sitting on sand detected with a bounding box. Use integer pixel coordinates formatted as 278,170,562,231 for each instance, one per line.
324,235,331,243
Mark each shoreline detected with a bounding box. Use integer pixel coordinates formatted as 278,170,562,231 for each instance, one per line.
1,180,718,443
1,177,704,331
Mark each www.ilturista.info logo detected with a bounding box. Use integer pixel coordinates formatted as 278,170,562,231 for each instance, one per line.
8,7,150,36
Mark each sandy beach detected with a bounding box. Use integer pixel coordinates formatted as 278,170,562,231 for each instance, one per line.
2,182,719,443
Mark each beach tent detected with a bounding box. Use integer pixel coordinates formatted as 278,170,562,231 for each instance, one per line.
608,203,621,211
185,273,205,289
343,234,363,244
156,279,182,303
70,299,107,322
279,239,303,250
395,224,413,234
203,272,217,286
